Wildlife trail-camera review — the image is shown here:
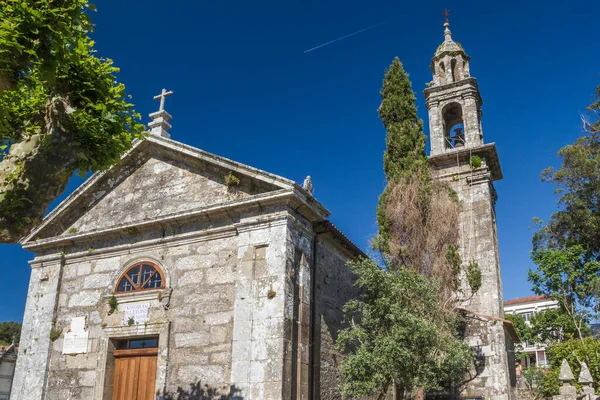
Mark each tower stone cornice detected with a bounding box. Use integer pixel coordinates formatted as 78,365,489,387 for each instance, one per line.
428,142,503,181
424,78,483,109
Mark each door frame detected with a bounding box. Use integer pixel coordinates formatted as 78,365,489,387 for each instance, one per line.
94,322,170,400
114,347,159,358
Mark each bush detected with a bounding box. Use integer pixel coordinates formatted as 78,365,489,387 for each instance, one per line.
536,338,600,398
470,155,482,169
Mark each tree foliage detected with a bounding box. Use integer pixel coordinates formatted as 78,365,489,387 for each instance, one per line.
374,57,428,252
373,58,480,296
336,259,473,398
336,57,480,399
384,176,481,300
533,85,600,261
537,338,600,398
0,321,21,345
0,0,145,243
505,307,590,367
504,313,531,344
528,245,600,340
529,307,589,343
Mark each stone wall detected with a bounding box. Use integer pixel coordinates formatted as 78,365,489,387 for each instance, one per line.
14,208,294,400
228,213,290,398
431,154,513,399
313,234,361,400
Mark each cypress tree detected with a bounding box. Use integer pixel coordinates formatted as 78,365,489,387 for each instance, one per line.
374,57,429,252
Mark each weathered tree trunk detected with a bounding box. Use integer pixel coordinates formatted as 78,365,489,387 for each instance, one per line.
414,387,425,400
0,97,81,243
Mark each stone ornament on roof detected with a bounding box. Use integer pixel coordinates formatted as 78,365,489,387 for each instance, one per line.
303,175,313,195
148,88,173,139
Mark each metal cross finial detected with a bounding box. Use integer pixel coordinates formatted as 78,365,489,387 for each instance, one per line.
441,8,452,24
153,88,173,112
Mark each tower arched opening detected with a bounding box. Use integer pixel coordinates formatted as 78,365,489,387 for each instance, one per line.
438,62,446,84
442,102,464,149
451,59,459,82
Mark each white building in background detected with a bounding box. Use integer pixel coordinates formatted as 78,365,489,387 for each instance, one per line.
504,295,559,368
0,344,17,400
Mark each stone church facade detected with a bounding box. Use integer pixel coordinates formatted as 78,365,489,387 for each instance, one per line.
12,106,363,399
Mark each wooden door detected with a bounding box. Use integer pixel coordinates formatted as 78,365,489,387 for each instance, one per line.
112,348,158,400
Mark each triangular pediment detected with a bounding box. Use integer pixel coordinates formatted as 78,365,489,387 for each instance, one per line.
24,136,319,244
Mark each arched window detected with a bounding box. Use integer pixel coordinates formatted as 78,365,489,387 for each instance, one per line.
438,62,446,84
451,59,459,82
115,262,164,293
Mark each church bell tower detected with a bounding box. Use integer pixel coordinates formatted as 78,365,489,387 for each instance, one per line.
424,13,516,399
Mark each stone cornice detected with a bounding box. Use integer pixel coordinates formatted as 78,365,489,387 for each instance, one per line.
314,220,367,259
428,143,502,181
424,77,482,107
24,188,327,254
28,225,237,266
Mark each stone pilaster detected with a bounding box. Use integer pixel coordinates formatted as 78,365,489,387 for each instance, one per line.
11,260,63,400
230,215,289,398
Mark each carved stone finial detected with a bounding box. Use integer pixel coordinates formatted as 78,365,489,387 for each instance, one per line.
559,359,575,382
555,359,578,399
303,176,313,195
580,362,594,384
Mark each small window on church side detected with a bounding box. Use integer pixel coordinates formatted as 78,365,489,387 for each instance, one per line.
115,262,164,293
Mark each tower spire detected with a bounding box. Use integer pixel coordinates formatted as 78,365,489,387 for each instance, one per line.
441,8,453,41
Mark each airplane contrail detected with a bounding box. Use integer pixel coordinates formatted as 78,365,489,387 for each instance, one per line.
304,20,392,53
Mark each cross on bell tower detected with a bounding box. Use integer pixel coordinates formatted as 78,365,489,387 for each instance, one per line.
441,8,452,24
148,88,174,138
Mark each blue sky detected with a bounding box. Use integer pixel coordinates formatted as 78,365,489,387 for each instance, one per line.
1,0,599,322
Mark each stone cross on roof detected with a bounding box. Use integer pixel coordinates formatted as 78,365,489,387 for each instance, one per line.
153,88,173,112
148,88,174,139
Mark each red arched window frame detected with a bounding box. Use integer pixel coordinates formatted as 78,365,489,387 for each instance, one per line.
114,262,165,294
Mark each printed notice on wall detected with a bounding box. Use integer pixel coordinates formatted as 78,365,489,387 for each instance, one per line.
121,303,150,326
63,316,88,355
